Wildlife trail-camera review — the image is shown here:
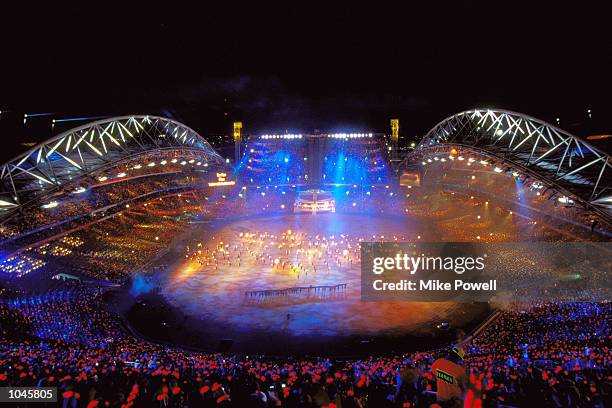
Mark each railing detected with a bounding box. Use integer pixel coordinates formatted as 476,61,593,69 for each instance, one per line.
245,283,348,299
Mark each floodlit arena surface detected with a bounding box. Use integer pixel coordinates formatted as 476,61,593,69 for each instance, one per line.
164,213,473,338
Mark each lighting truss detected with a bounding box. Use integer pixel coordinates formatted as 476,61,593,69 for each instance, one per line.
411,109,611,211
0,116,224,213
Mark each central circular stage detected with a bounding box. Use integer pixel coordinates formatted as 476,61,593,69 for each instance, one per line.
122,212,491,353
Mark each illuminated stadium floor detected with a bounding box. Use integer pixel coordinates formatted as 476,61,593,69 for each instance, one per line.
159,213,483,338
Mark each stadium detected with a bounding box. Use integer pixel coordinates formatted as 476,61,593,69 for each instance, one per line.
0,108,609,407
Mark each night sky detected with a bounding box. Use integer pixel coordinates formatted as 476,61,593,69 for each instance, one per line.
1,2,610,160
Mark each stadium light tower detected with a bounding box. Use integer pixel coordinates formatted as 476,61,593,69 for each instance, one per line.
234,121,243,164
390,118,399,161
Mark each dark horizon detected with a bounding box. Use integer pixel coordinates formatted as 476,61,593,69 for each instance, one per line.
1,2,610,161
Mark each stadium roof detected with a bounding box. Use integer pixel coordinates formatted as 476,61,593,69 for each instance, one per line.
409,109,612,214
0,116,224,215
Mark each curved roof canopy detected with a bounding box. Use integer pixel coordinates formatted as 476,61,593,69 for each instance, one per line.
0,116,224,211
410,109,611,210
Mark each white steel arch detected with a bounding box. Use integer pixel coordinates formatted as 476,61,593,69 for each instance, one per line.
0,115,224,212
411,109,611,210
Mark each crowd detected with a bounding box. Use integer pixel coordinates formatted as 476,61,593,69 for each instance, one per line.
0,152,609,407
465,302,610,406
0,279,609,407
4,173,197,237
1,182,600,285
321,138,391,186
0,194,196,282
241,138,309,185
0,147,218,243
